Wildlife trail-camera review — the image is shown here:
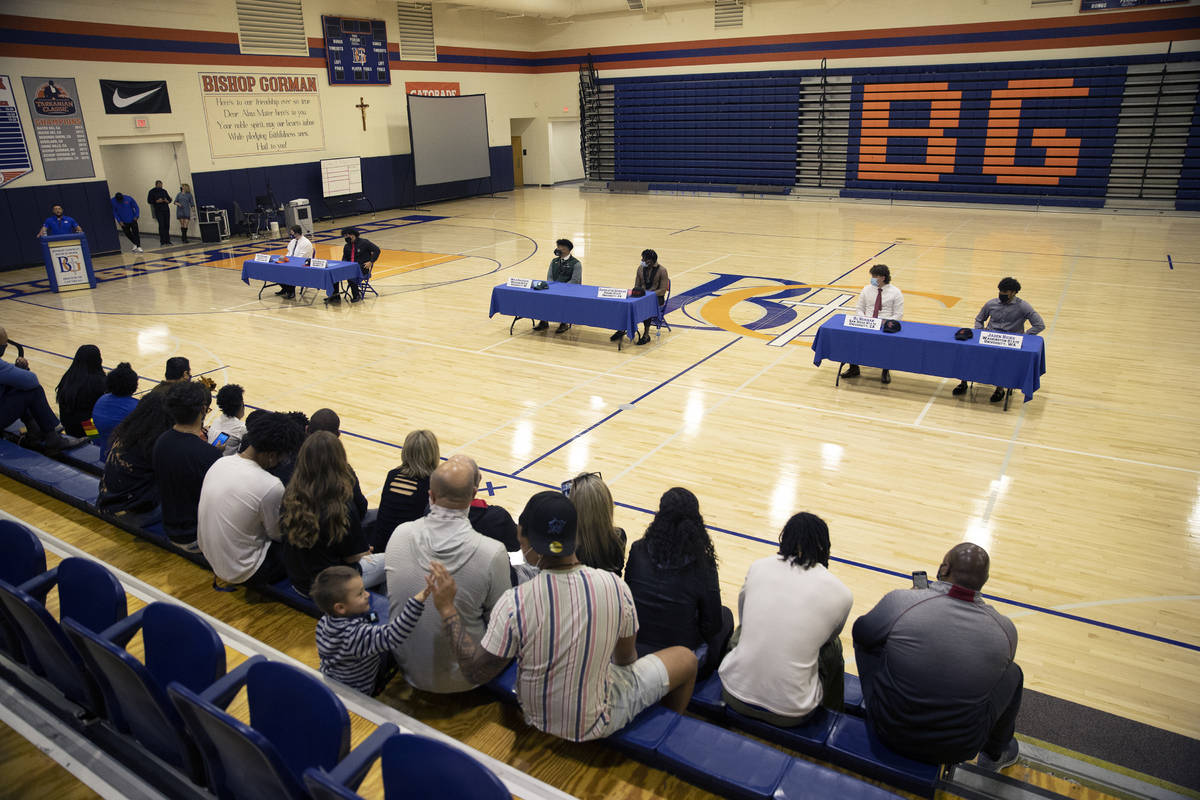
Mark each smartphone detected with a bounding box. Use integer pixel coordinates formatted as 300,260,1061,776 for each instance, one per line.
912,570,928,590
213,432,230,448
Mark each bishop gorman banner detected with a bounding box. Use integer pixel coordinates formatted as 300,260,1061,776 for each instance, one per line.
846,66,1125,201
198,72,325,158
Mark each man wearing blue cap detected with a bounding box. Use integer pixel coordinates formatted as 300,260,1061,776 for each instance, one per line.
428,490,698,742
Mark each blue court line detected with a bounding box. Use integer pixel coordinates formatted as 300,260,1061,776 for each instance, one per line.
669,225,699,236
510,336,743,476
828,242,898,285
1167,254,1174,270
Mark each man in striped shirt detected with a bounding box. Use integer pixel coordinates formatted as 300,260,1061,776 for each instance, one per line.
313,565,427,695
428,492,698,742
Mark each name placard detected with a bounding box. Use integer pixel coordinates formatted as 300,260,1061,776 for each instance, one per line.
597,287,627,299
843,315,882,330
253,253,271,262
979,331,1023,349
506,277,533,288
309,258,327,268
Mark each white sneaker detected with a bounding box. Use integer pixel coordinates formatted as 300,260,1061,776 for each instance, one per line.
133,246,143,253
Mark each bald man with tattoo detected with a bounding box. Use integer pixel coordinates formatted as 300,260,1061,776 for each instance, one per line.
852,543,1023,770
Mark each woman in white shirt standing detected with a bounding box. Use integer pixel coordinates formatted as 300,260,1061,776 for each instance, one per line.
718,512,853,727
276,224,315,300
841,263,904,384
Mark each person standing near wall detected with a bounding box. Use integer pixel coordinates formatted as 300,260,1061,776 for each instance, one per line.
148,180,172,246
174,183,194,244
111,193,143,254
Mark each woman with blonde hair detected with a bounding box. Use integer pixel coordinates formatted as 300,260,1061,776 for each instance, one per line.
174,182,194,243
373,429,439,551
281,431,383,595
565,471,626,576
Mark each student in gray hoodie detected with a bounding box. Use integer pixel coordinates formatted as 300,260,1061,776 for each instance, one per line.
384,454,511,692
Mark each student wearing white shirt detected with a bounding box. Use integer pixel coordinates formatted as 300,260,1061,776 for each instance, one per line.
841,264,903,384
275,225,315,299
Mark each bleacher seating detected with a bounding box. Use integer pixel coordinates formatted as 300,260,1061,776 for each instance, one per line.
303,732,510,800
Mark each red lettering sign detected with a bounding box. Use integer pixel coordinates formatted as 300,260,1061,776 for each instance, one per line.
982,79,1091,186
856,82,962,182
405,82,460,97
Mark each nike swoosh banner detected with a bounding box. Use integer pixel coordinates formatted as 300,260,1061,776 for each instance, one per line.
99,79,171,114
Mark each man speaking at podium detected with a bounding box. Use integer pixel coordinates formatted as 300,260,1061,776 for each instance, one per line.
330,227,379,305
275,225,314,300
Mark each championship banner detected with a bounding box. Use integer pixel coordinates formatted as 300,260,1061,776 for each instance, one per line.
198,72,325,158
405,82,460,97
1080,0,1186,9
21,77,94,181
0,75,33,188
100,79,171,114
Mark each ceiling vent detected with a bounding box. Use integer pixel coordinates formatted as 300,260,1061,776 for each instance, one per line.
235,0,309,56
626,0,645,10
714,0,743,29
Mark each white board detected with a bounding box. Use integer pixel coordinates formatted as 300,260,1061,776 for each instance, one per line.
321,156,362,197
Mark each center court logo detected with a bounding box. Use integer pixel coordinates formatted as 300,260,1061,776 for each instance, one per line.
667,273,960,344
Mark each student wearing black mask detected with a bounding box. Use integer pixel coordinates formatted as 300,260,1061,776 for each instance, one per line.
611,248,669,346
953,277,1045,402
534,238,582,333
331,227,380,305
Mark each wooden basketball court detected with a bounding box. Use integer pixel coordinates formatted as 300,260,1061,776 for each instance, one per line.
2,186,1197,797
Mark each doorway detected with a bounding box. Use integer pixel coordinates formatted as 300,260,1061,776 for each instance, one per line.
511,136,524,186
97,135,193,243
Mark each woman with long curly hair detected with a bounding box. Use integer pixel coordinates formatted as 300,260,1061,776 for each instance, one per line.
624,486,733,676
281,431,383,596
97,390,174,517
567,472,627,576
55,344,106,437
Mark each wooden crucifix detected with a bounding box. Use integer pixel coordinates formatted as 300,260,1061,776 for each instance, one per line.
355,97,369,131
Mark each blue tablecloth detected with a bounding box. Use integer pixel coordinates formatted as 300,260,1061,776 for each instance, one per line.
489,282,661,341
241,257,363,295
812,317,1047,400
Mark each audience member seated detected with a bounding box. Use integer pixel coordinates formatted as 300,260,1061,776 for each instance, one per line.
313,565,427,695
97,391,173,518
281,432,384,596
719,512,853,726
385,454,510,694
625,487,733,676
197,411,304,586
207,383,247,456
0,326,81,452
54,344,106,437
305,408,369,524
852,543,1023,770
91,362,139,461
265,409,308,484
567,472,627,576
153,382,221,549
373,428,438,551
429,492,699,741
164,356,190,383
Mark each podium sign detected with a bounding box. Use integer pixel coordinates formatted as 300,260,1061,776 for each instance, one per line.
40,234,96,292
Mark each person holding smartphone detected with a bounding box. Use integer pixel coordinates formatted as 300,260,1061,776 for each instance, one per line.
207,383,247,456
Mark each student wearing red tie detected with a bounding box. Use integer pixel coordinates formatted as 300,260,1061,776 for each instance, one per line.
841,264,903,384
331,227,380,305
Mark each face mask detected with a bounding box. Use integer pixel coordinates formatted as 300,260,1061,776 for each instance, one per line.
870,277,880,287
344,237,353,244
640,260,648,268
553,249,563,257
999,293,1011,303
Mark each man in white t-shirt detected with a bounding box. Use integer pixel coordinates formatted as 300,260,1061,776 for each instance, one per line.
275,224,315,299
841,263,904,384
197,411,304,585
427,491,698,742
718,512,853,727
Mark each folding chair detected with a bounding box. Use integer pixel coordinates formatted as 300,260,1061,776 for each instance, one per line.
651,279,673,337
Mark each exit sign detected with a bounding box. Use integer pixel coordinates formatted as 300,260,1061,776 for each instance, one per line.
134,117,148,129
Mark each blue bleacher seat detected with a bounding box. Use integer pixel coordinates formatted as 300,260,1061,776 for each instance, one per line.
689,670,725,717
825,714,943,798
0,520,46,662
658,715,792,800
607,704,681,763
485,659,519,705
169,658,385,799
304,732,508,800
725,705,836,759
773,758,902,799
64,601,226,783
844,673,865,716
0,557,127,712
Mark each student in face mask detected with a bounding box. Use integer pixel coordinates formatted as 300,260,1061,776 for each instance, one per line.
534,238,582,334
841,264,904,384
611,248,669,346
331,227,381,304
953,277,1045,402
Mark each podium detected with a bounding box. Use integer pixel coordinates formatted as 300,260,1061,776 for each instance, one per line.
39,234,97,293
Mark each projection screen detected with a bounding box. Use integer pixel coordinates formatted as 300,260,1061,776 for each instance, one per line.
407,94,492,186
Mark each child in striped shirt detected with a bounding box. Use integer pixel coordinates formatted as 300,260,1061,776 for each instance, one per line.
313,565,428,694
